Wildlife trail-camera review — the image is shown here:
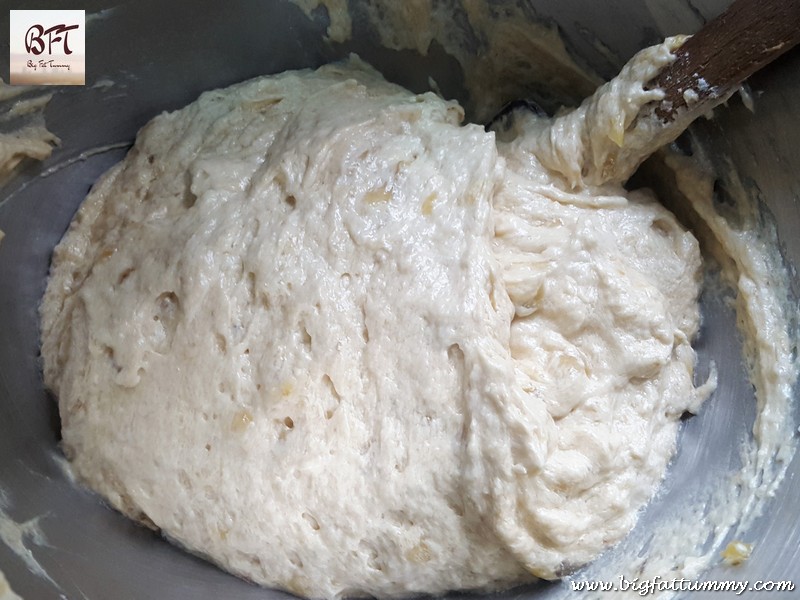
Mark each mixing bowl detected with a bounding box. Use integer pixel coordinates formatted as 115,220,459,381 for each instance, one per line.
0,0,798,598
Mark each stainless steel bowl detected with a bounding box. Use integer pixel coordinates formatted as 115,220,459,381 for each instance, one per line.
1,1,798,598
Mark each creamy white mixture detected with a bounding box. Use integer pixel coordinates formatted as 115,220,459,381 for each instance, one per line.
0,570,23,600
0,492,51,589
40,39,719,598
0,81,58,187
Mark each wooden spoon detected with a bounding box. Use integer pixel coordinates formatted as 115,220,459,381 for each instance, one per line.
606,0,800,185
650,0,800,121
489,0,800,130
487,0,800,186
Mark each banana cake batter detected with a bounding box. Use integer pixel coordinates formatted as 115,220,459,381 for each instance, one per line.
41,39,713,598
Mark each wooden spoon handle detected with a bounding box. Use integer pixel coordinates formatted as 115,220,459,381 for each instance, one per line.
651,0,800,121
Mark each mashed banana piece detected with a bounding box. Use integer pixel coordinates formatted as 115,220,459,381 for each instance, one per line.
41,44,709,598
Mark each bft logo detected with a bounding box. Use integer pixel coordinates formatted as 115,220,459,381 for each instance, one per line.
25,23,80,56
10,10,85,85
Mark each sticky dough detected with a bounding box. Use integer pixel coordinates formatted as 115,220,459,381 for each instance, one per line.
41,41,710,598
